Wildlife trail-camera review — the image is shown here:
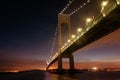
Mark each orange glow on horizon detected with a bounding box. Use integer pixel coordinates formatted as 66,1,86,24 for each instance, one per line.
10,70,19,73
0,61,120,72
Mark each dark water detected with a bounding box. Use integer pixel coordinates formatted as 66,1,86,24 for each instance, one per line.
0,70,76,80
0,70,120,80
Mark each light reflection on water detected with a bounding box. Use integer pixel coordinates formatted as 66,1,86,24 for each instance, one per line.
0,70,120,80
45,72,77,80
45,71,120,80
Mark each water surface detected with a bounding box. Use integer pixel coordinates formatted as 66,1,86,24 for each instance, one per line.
0,70,120,80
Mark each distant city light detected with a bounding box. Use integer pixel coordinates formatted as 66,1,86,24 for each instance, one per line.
10,70,19,73
92,67,98,71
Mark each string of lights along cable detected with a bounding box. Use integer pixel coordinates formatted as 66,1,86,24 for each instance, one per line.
50,27,58,58
59,0,92,16
59,0,74,15
69,0,91,16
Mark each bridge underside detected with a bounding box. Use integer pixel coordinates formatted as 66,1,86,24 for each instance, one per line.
46,6,120,70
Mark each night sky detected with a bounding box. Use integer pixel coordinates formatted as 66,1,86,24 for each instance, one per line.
0,0,120,71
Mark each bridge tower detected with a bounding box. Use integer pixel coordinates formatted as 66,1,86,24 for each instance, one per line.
57,14,74,71
58,14,71,51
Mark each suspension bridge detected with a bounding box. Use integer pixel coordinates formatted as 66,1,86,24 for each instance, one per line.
46,0,120,71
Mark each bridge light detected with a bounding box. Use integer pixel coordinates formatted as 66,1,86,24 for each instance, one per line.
116,0,120,5
62,46,65,48
86,28,89,31
68,39,71,42
67,3,70,6
80,6,83,8
83,3,86,6
86,18,92,25
86,18,92,23
72,35,75,38
64,43,67,46
77,28,82,33
101,1,108,17
69,1,72,4
102,1,108,7
81,32,83,36
87,0,90,3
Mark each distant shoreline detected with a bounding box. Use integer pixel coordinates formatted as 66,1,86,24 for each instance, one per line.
0,70,120,80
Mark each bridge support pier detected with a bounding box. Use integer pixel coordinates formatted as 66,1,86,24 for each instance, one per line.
58,54,74,71
69,54,74,70
58,55,63,70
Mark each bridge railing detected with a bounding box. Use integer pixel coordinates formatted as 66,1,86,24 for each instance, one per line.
93,14,103,26
49,0,120,65
102,0,118,17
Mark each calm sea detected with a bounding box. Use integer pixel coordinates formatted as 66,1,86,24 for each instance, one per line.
0,70,120,80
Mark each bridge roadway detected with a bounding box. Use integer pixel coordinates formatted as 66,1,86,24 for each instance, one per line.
46,1,120,70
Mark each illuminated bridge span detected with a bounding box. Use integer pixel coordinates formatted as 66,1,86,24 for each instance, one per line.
46,0,120,70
